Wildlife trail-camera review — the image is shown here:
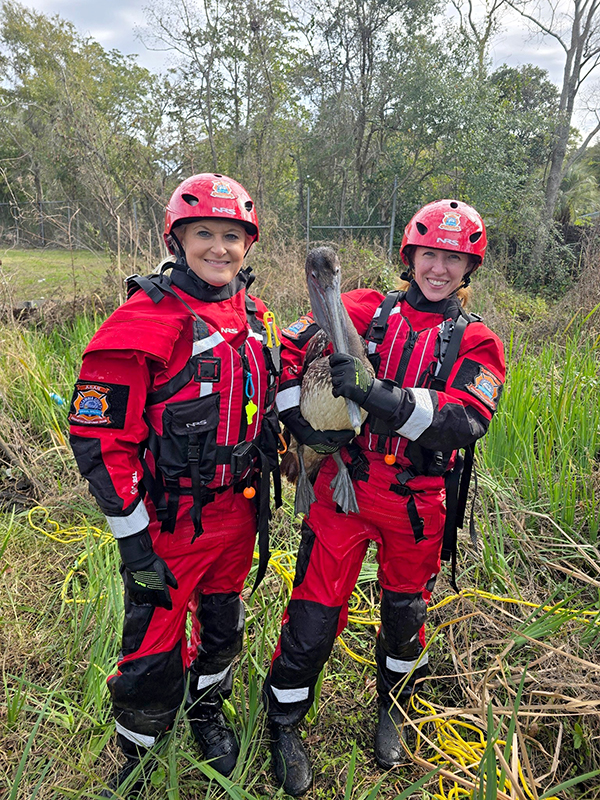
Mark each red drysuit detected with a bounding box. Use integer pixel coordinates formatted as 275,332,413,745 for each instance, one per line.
70,265,280,746
264,282,505,723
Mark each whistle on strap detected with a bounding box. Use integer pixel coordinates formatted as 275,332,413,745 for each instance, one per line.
245,372,258,425
246,399,258,425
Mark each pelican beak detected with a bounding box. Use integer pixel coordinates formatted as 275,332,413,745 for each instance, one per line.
307,272,349,354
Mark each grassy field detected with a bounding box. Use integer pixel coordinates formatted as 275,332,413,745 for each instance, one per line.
1,248,600,799
0,247,131,305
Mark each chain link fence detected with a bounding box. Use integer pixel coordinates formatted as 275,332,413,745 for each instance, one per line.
0,199,168,265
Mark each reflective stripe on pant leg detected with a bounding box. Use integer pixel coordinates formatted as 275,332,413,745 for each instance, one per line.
376,588,429,701
188,592,244,704
115,722,156,749
264,498,372,726
109,639,186,740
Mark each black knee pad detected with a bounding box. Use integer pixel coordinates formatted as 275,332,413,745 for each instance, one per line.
109,642,185,720
378,588,427,656
195,592,245,661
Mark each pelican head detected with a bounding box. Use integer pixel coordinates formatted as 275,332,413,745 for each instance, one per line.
305,247,350,354
305,246,363,433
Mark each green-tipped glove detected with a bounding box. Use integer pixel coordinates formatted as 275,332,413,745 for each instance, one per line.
118,528,178,610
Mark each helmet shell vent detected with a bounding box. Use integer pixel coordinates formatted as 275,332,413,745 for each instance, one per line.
400,199,487,267
163,173,260,254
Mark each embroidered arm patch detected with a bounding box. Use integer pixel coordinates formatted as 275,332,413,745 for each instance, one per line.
281,314,319,345
69,381,130,428
451,359,502,411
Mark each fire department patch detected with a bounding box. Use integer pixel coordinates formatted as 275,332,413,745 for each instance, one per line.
69,381,129,428
465,366,501,410
210,180,236,199
439,212,461,232
282,315,314,339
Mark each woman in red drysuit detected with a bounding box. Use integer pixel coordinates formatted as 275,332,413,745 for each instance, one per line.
69,174,284,797
263,199,506,796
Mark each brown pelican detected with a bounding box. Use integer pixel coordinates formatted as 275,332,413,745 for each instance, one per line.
283,247,374,515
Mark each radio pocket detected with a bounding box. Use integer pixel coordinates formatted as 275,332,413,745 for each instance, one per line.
159,394,220,483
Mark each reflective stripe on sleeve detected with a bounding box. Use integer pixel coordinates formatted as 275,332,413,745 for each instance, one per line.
196,665,230,691
115,721,155,748
193,332,225,355
106,502,150,539
395,388,433,440
275,385,301,413
271,685,310,703
386,652,429,674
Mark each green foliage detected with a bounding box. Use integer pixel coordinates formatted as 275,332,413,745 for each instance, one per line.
1,0,598,293
493,287,548,322
480,330,600,542
0,0,166,247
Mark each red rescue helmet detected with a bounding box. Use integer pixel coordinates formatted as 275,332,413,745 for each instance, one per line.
400,199,487,269
164,173,259,254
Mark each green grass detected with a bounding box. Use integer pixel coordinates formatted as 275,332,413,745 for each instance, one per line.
0,247,115,303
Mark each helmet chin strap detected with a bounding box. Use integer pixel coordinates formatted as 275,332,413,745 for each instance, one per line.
168,230,188,267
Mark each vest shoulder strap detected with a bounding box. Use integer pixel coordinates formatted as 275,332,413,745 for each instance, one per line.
434,314,468,388
432,306,482,390
126,273,166,304
365,290,405,344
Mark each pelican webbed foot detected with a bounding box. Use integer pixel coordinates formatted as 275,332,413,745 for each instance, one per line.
330,450,359,514
294,444,317,516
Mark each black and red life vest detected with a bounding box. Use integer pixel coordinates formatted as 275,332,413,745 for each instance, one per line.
127,269,281,587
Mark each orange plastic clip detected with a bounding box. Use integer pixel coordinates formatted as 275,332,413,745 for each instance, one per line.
277,433,288,455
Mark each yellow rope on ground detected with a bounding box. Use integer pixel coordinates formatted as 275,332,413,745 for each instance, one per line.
259,549,296,593
28,506,112,604
411,694,560,800
430,588,600,624
336,588,600,664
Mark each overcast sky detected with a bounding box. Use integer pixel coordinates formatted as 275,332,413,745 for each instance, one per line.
17,0,597,133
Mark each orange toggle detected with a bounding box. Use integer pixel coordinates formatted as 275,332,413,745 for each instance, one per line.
243,486,256,499
384,453,396,465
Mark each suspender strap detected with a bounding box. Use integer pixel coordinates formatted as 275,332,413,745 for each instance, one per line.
389,473,427,545
251,445,272,594
127,274,167,305
441,442,477,591
366,291,403,344
441,452,463,592
457,442,475,530
433,314,469,390
406,494,426,544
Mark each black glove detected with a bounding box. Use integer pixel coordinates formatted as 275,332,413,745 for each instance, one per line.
330,354,416,432
279,405,354,455
118,528,178,610
329,353,373,405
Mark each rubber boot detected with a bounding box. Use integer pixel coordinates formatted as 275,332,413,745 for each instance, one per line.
98,735,156,799
270,721,312,797
189,701,239,776
374,701,407,769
